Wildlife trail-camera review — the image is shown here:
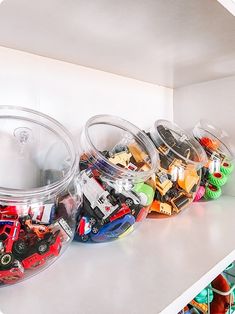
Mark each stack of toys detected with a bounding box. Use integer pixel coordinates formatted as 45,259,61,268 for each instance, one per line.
193,120,234,201
147,120,207,216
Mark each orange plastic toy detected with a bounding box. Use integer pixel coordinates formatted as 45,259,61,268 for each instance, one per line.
200,137,219,151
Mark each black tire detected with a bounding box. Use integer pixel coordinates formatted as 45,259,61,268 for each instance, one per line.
43,232,54,243
37,241,49,255
89,217,97,226
0,253,14,269
125,198,134,207
91,225,100,234
13,239,28,255
81,234,89,242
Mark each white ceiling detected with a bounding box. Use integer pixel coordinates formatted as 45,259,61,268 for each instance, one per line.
0,0,234,88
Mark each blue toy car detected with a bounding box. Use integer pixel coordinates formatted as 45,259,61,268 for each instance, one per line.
90,214,135,243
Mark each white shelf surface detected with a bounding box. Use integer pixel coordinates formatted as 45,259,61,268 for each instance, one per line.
1,196,235,314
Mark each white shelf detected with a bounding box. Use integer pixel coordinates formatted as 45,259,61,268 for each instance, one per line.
1,196,235,314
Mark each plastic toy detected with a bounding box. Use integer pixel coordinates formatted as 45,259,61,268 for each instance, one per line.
76,115,158,242
204,184,222,200
148,120,207,216
194,186,205,202
210,274,233,314
193,120,234,201
90,214,135,243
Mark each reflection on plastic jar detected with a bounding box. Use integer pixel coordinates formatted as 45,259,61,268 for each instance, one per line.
193,120,234,201
75,115,159,243
148,119,207,216
0,106,80,286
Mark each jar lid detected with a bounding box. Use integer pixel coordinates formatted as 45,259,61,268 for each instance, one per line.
0,106,77,203
80,115,159,182
193,119,234,160
151,119,208,167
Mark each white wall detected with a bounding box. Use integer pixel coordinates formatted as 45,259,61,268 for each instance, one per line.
174,76,235,196
0,46,173,136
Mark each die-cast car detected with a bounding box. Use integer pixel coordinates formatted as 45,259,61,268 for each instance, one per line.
21,233,62,269
81,170,120,222
0,260,24,284
90,214,135,243
0,220,21,269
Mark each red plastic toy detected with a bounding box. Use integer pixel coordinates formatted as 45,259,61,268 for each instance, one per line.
210,274,233,314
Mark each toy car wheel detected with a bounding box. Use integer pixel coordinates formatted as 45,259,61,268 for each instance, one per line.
208,172,228,187
220,161,234,176
204,184,222,200
0,253,14,269
125,198,134,208
89,217,97,226
37,241,49,255
91,225,100,234
13,239,27,255
81,234,89,242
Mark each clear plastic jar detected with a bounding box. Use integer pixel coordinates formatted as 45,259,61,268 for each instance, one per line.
193,120,234,200
148,119,207,215
0,106,80,285
75,115,159,243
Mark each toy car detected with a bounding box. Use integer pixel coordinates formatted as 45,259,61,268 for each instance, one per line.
0,260,24,284
0,220,21,269
90,214,135,243
21,233,62,269
81,170,121,223
12,227,61,265
76,216,92,242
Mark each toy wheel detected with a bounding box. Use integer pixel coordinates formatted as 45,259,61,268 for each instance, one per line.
220,161,234,176
204,184,222,200
125,198,134,208
91,225,100,234
13,239,27,255
0,253,14,269
89,217,97,226
81,234,89,242
208,172,227,187
37,241,49,255
194,186,205,202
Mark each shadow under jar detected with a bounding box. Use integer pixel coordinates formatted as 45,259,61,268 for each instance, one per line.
148,119,207,216
193,120,234,201
76,115,159,243
0,106,80,286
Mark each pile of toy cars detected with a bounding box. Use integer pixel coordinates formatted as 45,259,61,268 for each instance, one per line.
76,140,156,243
193,121,234,201
147,120,207,216
0,200,73,285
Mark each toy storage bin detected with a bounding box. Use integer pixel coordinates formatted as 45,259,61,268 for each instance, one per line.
76,114,159,243
148,119,207,216
0,106,80,286
193,120,234,201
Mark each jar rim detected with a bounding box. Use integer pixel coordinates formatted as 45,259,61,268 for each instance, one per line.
0,105,77,203
83,114,158,181
152,119,208,167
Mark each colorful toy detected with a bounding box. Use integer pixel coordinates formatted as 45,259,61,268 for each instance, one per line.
76,115,158,242
193,120,234,201
147,120,207,217
0,200,73,285
210,274,233,314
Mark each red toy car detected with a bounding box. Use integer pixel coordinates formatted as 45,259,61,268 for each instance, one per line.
21,233,62,269
0,260,24,284
0,220,21,269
